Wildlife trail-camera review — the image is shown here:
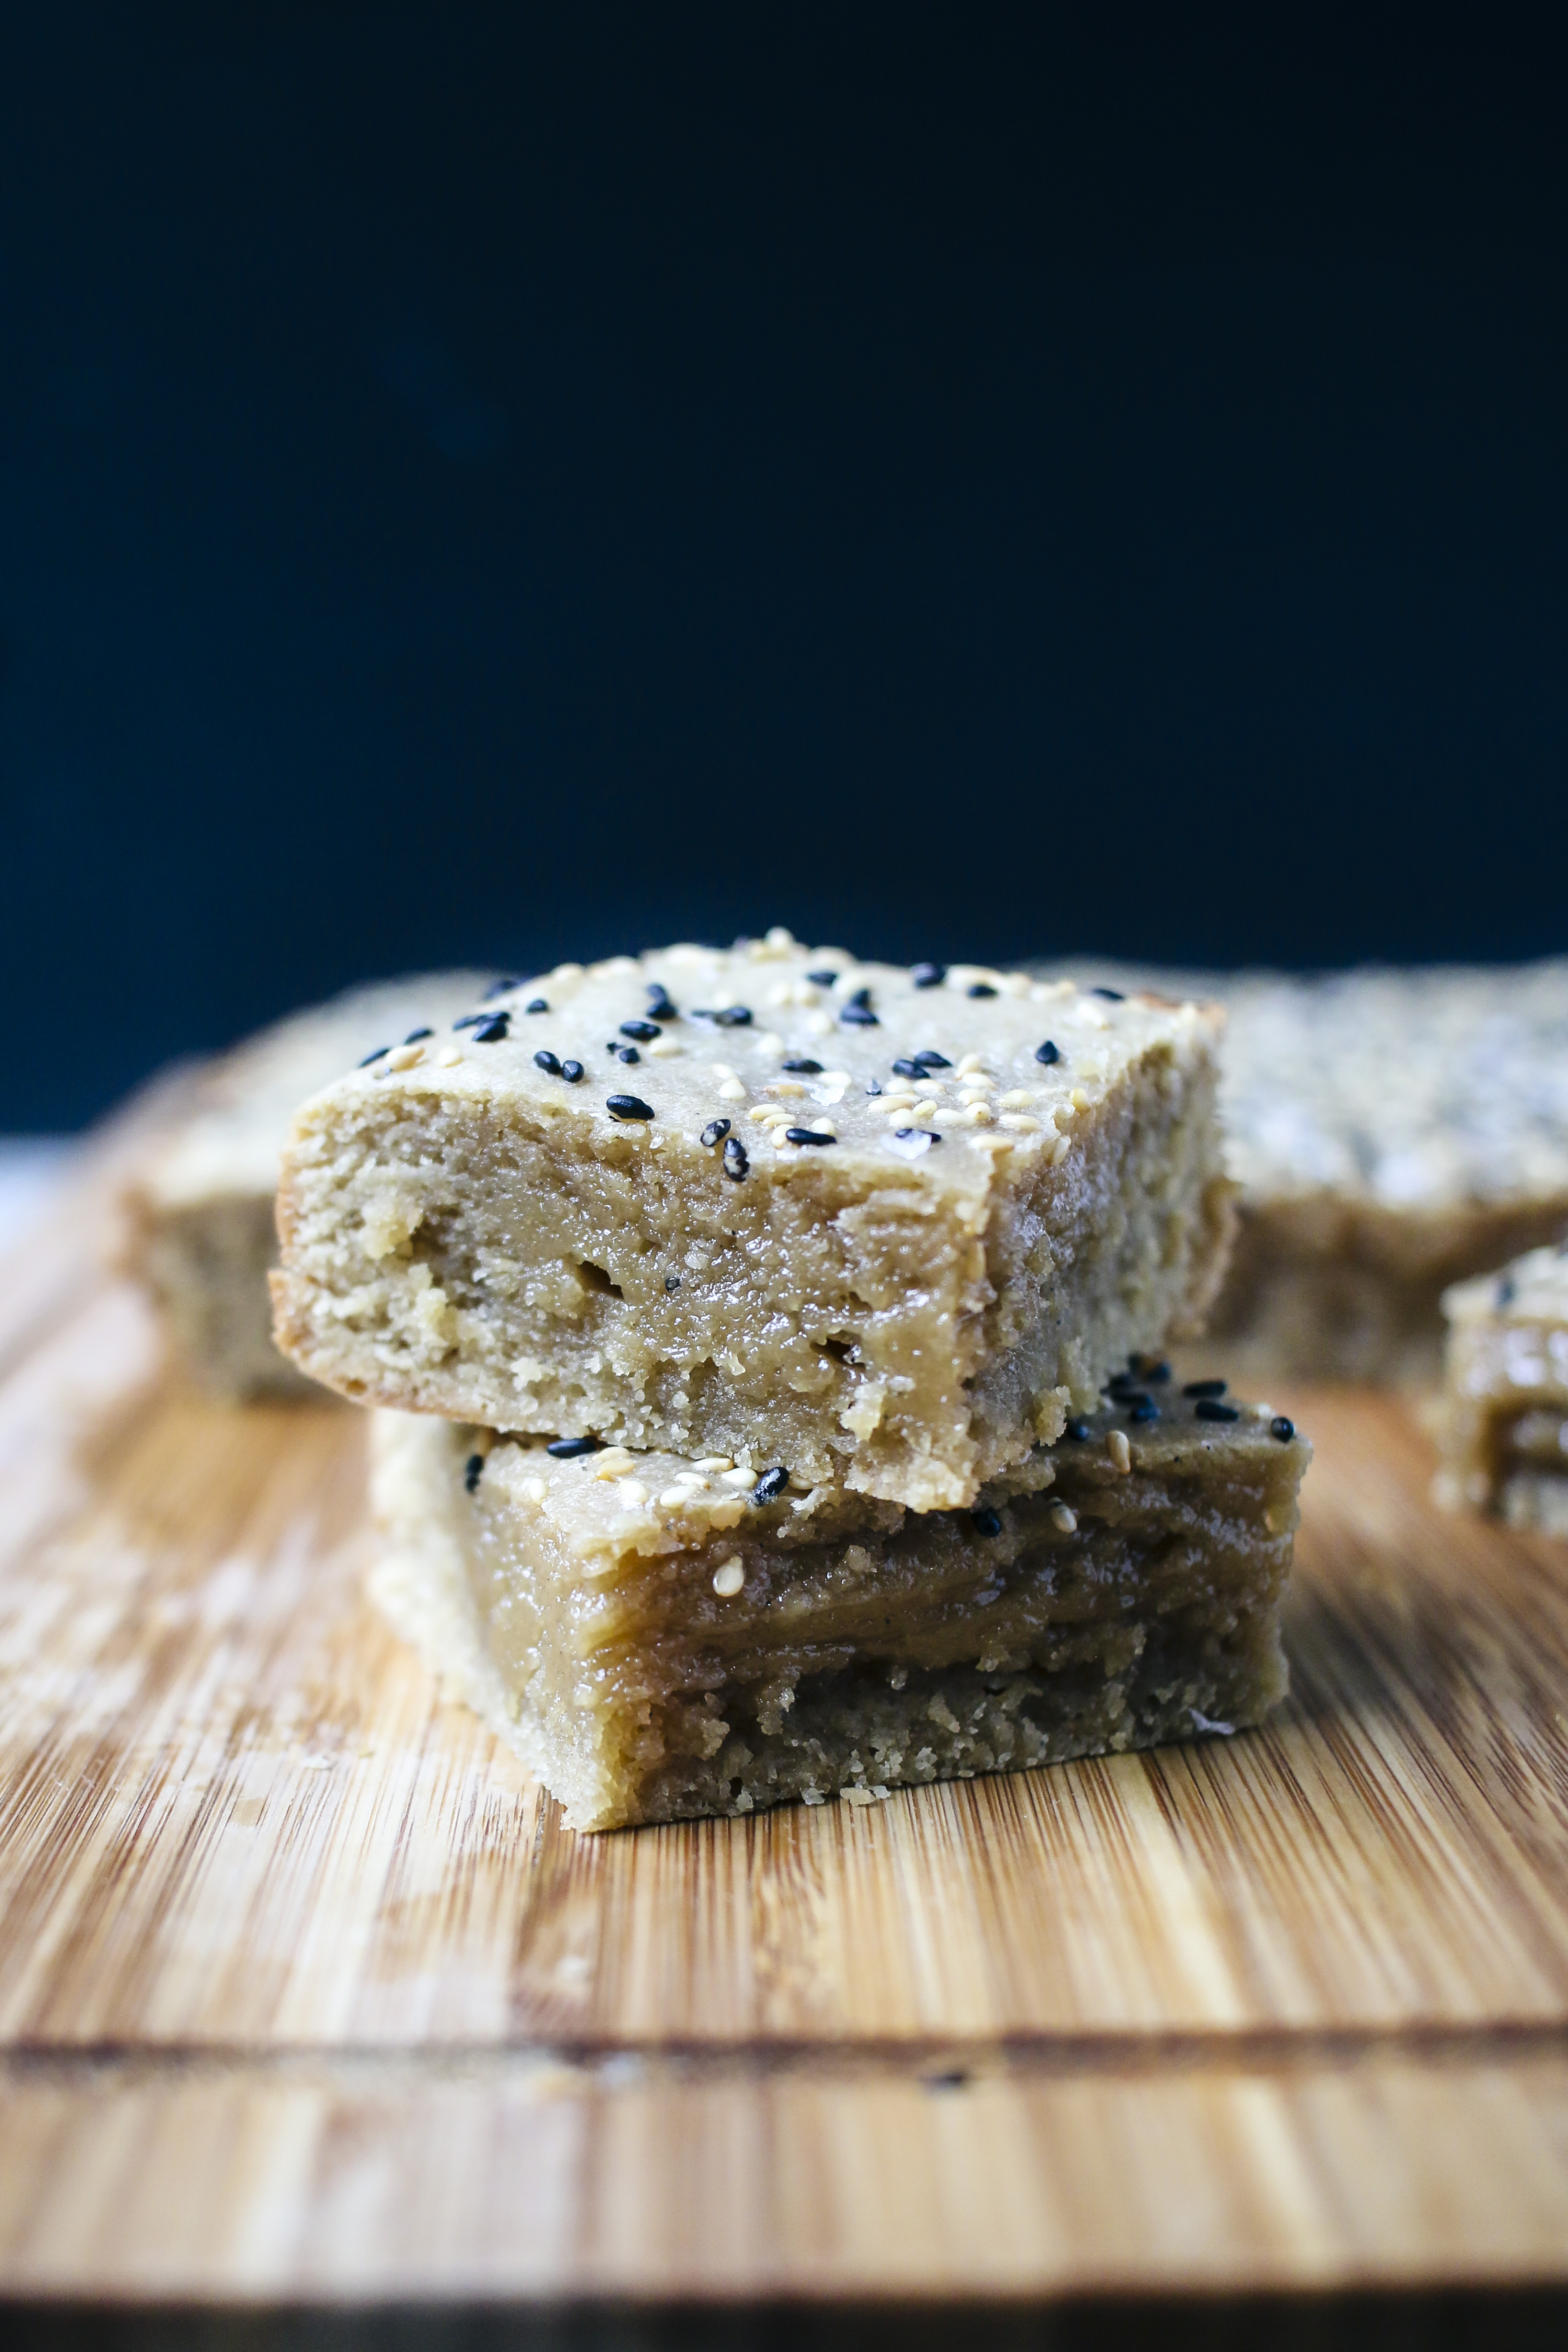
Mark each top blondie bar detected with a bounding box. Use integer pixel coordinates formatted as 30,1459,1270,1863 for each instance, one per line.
272,932,1232,1510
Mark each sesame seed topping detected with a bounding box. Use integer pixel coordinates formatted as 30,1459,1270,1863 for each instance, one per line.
546,1436,602,1458
562,1060,585,1082
891,1059,927,1080
525,998,549,1014
722,1137,750,1180
1035,1040,1061,1065
1271,1416,1296,1442
784,1126,836,1145
752,1467,790,1503
473,1016,510,1044
1092,987,1125,1001
645,986,678,1021
464,1454,484,1494
1050,1502,1078,1534
807,969,839,986
484,978,524,999
1184,1379,1228,1398
712,1559,746,1597
716,1078,746,1100
911,962,946,988
385,1043,425,1070
358,1046,389,1067
968,983,998,998
404,1028,433,1044
782,1057,823,1073
620,1019,662,1041
970,1507,1002,1537
606,1093,655,1121
695,1005,753,1026
452,1013,490,1029
534,1049,562,1074
839,988,879,1027
699,1119,732,1147
1129,1400,1160,1423
614,1045,641,1064
665,1273,681,1292
436,1046,463,1066
1064,1418,1091,1441
1195,1399,1241,1423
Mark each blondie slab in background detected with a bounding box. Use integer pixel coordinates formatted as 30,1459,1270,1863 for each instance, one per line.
370,1385,1308,1832
274,936,1233,1509
121,972,484,1395
1039,957,1568,1384
1437,1243,1568,1533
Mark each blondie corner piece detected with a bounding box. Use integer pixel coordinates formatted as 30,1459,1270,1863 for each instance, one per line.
274,933,1233,1510
120,973,485,1396
1437,1242,1568,1534
368,1383,1309,1832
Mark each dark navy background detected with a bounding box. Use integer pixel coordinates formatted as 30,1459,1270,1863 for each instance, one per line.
2,4,1565,1127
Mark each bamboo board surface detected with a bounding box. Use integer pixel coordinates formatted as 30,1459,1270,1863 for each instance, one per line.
4,1125,1568,2304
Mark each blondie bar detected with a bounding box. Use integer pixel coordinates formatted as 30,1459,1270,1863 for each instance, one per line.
1436,1243,1568,1533
371,1379,1307,1831
274,935,1233,1509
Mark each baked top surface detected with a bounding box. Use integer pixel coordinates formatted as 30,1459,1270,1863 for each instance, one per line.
1040,956,1568,1214
292,931,1220,1194
1444,1239,1568,1330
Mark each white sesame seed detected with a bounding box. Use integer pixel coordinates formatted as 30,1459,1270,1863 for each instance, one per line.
1106,1430,1131,1473
648,1037,681,1057
712,1559,746,1596
1050,1502,1078,1534
435,1046,463,1067
998,1089,1034,1108
720,1466,756,1488
695,1456,733,1471
752,1031,784,1055
999,1113,1041,1131
658,1486,691,1508
386,1044,425,1071
673,1470,709,1487
810,1118,837,1136
1071,1087,1092,1111
711,1062,738,1080
717,1079,746,1100
523,1478,547,1502
802,1010,835,1036
766,1081,807,1097
957,1053,984,1074
959,1103,993,1125
617,1479,648,1506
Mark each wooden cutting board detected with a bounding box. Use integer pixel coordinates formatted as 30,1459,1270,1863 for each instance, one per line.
4,1123,1568,2307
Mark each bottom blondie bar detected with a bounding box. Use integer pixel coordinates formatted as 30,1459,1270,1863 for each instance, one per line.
370,1382,1309,1831
1437,1244,1568,1534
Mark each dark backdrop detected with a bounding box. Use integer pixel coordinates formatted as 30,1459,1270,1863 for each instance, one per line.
2,4,1566,1128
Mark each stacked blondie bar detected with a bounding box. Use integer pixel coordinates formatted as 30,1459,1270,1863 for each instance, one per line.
267,932,1310,1831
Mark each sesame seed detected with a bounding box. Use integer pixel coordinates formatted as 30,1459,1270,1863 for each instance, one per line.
473,1017,510,1044
999,1114,1041,1131
839,988,878,1026
665,1273,681,1292
452,1013,490,1029
658,1486,691,1508
970,1507,1002,1537
1050,1502,1078,1533
959,1103,993,1124
891,1059,927,1080
546,1436,602,1458
606,1093,655,1121
1195,1399,1241,1423
358,1046,389,1067
534,1049,562,1074
464,1454,484,1494
1132,1357,1171,1383
1129,1400,1160,1423
752,1467,790,1503
385,1043,425,1070
436,1046,463,1066
1106,1429,1132,1472
620,1019,661,1042
614,1045,641,1064
562,1060,585,1082
1184,1379,1228,1399
484,978,525,999
782,1057,823,1073
892,1127,941,1146
712,1559,745,1597
1092,987,1125,1001
645,986,678,1021
695,1005,753,1026
1035,1040,1061,1065
998,1089,1034,1108
968,983,998,998
911,962,946,988
807,969,838,986
700,1119,732,1147
523,1478,546,1503
404,1028,433,1044
617,1479,648,1507
1271,1416,1296,1442
766,1081,807,1098
526,998,549,1014
1497,1278,1517,1307
717,1078,746,1100
785,1126,836,1145
1065,1419,1091,1441
722,1137,750,1179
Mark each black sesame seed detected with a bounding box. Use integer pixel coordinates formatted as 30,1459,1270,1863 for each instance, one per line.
463,1454,485,1494
615,1045,641,1064
752,1466,790,1504
1497,1278,1517,1307
970,1507,1002,1537
473,1017,510,1043
546,1436,602,1458
606,1093,655,1120
781,1057,823,1074
453,1013,489,1029
1129,1400,1161,1423
694,1005,753,1027
866,1080,883,1096
1035,1040,1061,1065
358,1045,389,1066
1065,1418,1092,1441
699,1118,732,1148
785,1127,836,1145
807,969,839,986
1194,1399,1240,1423
525,998,549,1014
722,1137,749,1179
912,1050,951,1070
967,983,998,999
484,978,524,999
645,988,677,1020
1113,1391,1152,1414
1183,1379,1228,1398
620,1019,661,1041
1270,1416,1296,1443
845,986,872,1007
1131,1357,1171,1383
533,1048,562,1074
892,1127,942,1144
891,1058,927,1079
561,1060,585,1082
1092,987,1125,1001
910,962,946,988
840,1002,879,1026
665,1273,681,1293
404,1028,433,1043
